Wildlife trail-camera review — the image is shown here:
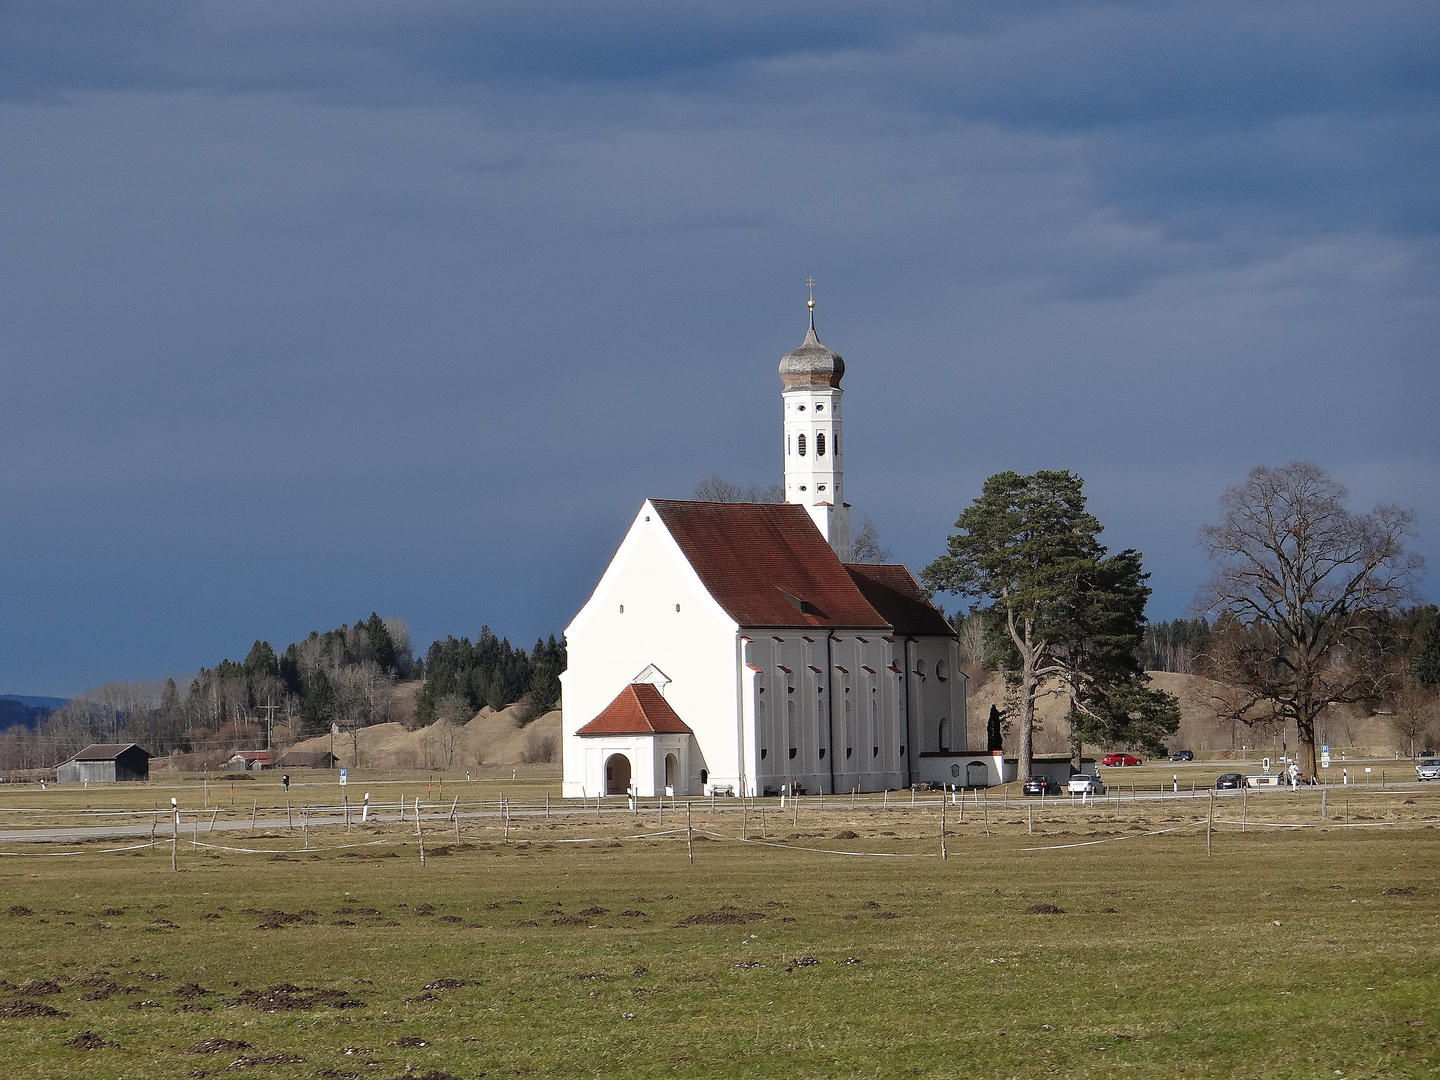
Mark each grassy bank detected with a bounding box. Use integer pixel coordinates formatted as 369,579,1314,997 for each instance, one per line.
1,782,1436,1078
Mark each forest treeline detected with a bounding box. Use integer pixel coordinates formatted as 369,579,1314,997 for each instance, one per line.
0,614,567,773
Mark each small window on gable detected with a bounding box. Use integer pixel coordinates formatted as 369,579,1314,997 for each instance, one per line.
797,434,807,456
936,659,949,681
816,432,826,457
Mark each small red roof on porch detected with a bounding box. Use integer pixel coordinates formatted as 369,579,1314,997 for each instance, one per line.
576,684,694,737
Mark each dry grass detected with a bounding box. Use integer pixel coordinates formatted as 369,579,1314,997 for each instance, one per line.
0,777,1436,1078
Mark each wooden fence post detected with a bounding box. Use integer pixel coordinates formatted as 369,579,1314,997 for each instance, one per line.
1206,792,1214,856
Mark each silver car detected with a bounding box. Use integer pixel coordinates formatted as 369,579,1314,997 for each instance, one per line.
1067,774,1107,796
1417,758,1440,782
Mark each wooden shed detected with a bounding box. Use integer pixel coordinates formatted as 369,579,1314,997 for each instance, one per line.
56,743,151,783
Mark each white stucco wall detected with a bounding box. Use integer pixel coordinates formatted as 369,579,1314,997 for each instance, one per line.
562,502,741,799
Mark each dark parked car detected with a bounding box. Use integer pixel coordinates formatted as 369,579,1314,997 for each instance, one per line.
1022,776,1063,796
1216,772,1245,789
1170,750,1194,761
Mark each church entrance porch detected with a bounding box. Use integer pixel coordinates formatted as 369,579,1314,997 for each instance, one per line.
605,753,632,796
915,750,1009,788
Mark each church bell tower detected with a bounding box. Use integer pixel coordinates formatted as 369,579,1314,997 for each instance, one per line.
779,286,851,561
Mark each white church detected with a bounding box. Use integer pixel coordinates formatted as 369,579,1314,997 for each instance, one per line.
560,303,1006,799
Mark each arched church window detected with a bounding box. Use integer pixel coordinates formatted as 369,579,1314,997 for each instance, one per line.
936,659,949,681
915,658,926,677
786,699,797,760
816,432,826,456
834,433,840,455
938,717,949,751
797,434,807,456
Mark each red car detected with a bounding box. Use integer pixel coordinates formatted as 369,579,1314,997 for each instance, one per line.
1102,753,1142,766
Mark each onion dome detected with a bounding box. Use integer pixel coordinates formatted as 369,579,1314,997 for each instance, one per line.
779,303,845,390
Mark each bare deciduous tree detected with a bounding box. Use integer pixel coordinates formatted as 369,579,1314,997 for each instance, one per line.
1195,462,1423,778
850,516,892,564
1390,685,1438,759
519,729,557,764
692,474,784,503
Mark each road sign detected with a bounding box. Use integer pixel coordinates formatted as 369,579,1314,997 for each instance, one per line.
339,769,348,786
1322,750,1331,768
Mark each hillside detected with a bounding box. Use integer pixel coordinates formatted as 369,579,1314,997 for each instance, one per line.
966,669,1401,758
287,703,560,772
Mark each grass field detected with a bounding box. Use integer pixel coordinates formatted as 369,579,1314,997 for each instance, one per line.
1,772,1437,1079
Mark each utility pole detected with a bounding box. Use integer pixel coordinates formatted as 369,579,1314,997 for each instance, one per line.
257,700,279,752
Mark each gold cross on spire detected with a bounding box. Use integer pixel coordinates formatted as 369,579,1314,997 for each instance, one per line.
806,276,816,310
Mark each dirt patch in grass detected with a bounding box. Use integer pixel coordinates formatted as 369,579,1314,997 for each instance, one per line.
230,1052,304,1068
833,830,860,840
227,984,366,1012
174,983,213,1000
1024,903,1065,915
64,1030,111,1050
421,979,475,992
0,999,67,1018
676,908,767,926
7,905,34,917
16,978,67,996
552,915,588,926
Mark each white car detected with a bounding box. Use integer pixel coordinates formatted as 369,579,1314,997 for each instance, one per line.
1417,758,1440,782
1067,775,1106,796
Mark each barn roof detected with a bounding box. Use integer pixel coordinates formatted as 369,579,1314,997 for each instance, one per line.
843,563,955,638
70,743,149,762
649,500,890,630
576,684,694,737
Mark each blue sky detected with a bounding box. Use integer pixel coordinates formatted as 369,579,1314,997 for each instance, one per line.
2,1,1436,695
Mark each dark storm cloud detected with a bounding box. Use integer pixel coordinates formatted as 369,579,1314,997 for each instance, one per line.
0,1,1435,693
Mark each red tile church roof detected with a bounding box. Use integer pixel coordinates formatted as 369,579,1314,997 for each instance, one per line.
650,500,890,630
843,563,955,637
576,684,694,736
